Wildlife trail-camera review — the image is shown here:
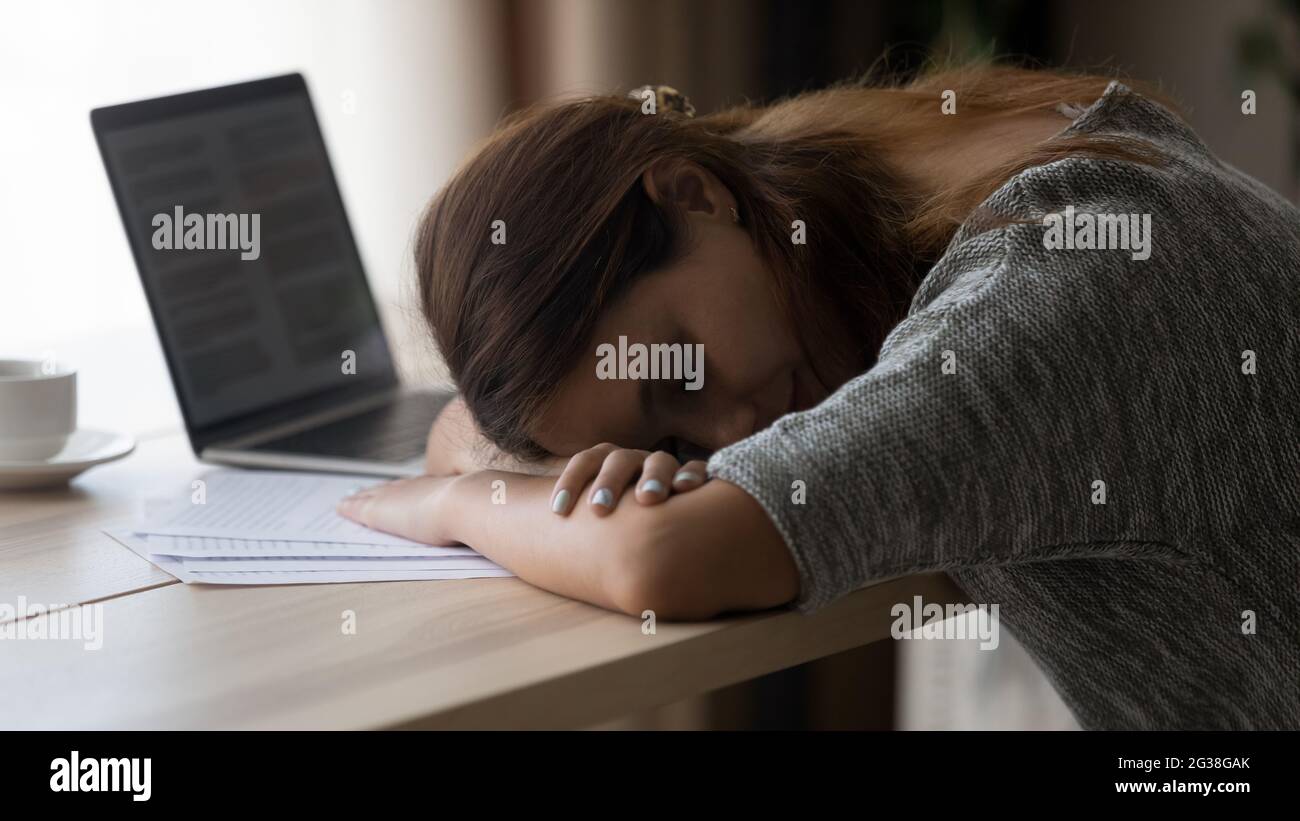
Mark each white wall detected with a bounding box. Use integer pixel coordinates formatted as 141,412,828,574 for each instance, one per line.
0,0,506,431
0,0,505,359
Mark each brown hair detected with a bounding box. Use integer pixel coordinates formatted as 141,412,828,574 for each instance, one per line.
415,64,1168,461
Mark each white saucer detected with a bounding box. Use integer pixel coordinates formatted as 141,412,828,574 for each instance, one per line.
0,429,135,489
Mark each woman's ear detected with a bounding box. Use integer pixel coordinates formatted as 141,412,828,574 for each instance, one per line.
641,158,737,220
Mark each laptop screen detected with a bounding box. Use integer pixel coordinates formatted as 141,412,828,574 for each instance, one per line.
92,74,396,433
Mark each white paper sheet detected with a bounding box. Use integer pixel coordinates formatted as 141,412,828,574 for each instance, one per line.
106,530,514,585
186,568,514,584
142,533,474,559
137,469,433,546
111,469,513,586
179,555,500,572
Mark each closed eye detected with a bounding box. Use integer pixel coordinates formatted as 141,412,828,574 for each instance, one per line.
676,439,712,461
653,436,710,461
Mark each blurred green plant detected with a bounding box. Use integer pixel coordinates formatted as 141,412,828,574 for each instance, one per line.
1237,0,1299,190
1238,0,1300,96
870,0,1037,80
928,0,1023,63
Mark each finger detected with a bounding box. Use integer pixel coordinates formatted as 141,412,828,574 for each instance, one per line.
550,443,618,515
341,487,378,504
587,449,651,515
671,459,708,492
337,487,382,527
335,477,448,543
336,494,365,521
634,451,679,505
337,484,382,517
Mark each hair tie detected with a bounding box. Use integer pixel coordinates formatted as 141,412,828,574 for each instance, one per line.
628,84,695,118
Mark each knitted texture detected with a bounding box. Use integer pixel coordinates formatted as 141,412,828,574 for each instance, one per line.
707,82,1300,730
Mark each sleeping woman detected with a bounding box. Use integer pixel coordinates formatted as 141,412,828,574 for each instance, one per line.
337,65,1300,730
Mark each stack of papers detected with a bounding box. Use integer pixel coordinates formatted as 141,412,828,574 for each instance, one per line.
105,469,513,585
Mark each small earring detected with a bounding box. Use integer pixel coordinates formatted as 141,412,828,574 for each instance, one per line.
729,206,741,224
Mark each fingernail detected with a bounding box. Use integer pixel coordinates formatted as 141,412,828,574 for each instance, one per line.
640,479,665,495
673,471,702,485
551,489,571,514
590,487,614,508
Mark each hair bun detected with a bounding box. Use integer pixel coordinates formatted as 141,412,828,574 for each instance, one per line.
628,84,695,117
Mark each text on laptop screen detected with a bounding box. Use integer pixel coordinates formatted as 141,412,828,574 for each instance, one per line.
97,86,394,429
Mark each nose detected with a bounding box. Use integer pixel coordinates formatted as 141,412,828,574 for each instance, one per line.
693,402,757,452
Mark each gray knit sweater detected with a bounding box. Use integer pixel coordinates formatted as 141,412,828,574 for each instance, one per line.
707,81,1300,730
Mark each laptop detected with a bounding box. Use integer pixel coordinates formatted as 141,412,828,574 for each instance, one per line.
91,73,453,477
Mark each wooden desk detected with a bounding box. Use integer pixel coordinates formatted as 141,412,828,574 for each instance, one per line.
0,428,962,729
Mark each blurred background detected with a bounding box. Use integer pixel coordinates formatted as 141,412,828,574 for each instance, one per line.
2,0,1296,728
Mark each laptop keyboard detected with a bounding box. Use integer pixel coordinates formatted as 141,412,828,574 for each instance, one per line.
250,392,447,462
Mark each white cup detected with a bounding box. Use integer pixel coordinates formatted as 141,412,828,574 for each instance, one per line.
0,359,77,461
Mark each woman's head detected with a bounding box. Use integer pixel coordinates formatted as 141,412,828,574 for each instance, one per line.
416,65,1151,462
416,86,923,462
523,158,831,459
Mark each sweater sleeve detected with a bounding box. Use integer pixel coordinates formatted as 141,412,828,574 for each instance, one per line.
706,223,1185,612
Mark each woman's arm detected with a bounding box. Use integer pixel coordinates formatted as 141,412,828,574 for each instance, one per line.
338,470,800,619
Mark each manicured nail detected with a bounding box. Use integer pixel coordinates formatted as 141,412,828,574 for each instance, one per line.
551,489,571,514
673,471,702,485
590,487,613,508
640,479,665,495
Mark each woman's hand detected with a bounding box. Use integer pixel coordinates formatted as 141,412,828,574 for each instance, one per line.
548,443,708,516
337,468,799,619
337,474,459,545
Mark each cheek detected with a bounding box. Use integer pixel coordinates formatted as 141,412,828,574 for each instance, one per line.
692,333,791,401
671,324,791,407
691,291,799,380
533,366,648,455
